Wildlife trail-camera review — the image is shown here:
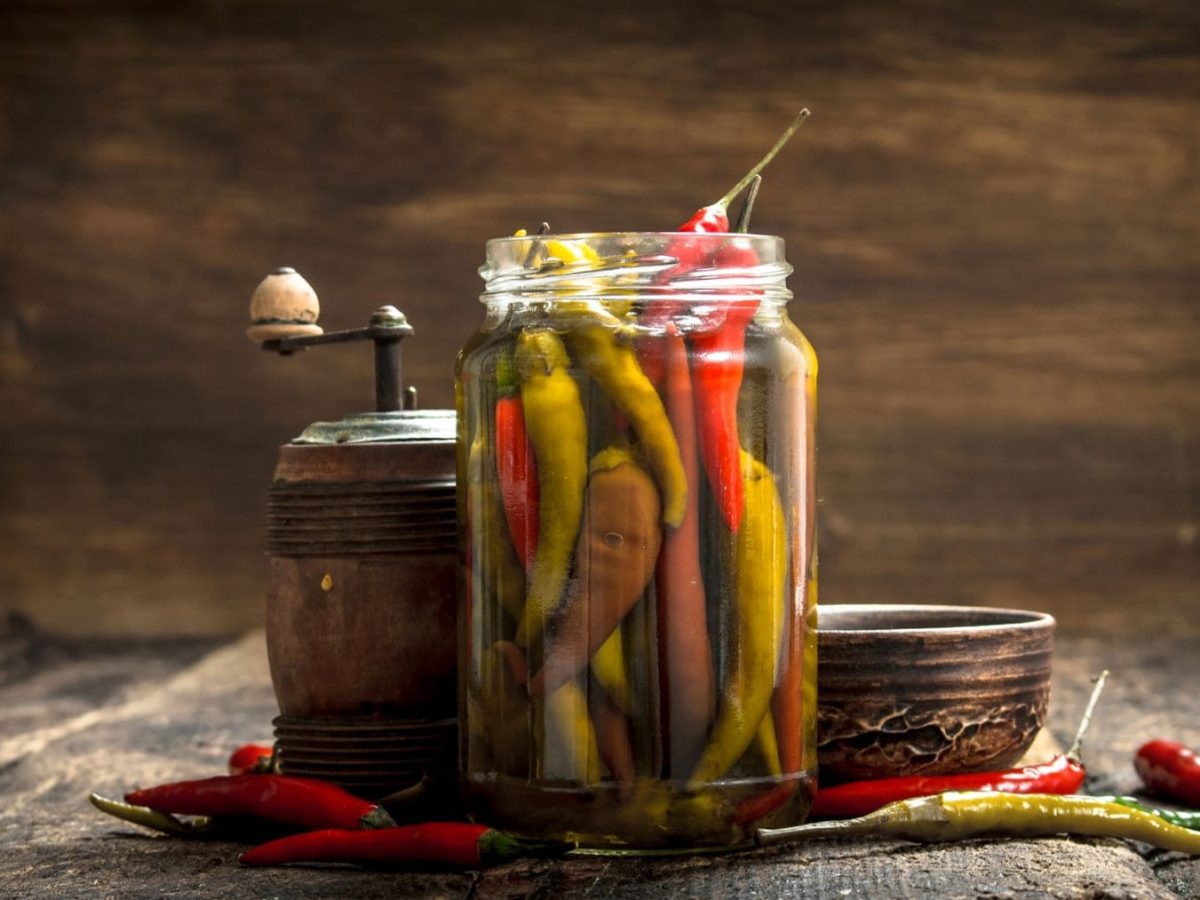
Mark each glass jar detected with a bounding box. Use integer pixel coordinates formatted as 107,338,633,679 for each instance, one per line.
456,232,817,848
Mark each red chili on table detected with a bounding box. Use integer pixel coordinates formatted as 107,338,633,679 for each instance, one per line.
126,774,395,831
240,822,557,869
227,743,274,776
1135,739,1200,808
806,752,1087,820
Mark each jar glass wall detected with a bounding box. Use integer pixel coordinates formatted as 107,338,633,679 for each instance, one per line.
456,233,817,848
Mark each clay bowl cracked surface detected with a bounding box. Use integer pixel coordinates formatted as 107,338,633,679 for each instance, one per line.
816,604,1055,784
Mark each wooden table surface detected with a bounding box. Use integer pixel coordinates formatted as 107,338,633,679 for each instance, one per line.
2,616,1197,898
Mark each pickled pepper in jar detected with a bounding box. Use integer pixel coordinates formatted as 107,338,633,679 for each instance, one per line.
456,232,816,849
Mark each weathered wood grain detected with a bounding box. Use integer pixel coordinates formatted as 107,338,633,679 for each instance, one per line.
0,0,1197,635
2,623,1195,897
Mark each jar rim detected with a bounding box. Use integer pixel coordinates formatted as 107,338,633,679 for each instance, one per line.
480,231,791,304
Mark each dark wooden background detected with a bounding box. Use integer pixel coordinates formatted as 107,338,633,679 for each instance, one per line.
2,0,1196,637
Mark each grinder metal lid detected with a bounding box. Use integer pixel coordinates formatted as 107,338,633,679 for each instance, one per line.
292,409,456,445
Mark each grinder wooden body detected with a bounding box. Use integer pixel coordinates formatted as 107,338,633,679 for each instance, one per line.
266,434,456,720
263,412,458,801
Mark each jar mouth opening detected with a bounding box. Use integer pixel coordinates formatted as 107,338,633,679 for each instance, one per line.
480,232,792,303
485,231,783,249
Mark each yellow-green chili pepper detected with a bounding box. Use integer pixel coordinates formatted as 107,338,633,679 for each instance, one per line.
688,450,786,789
562,322,687,529
596,780,738,848
507,329,600,786
755,711,783,778
538,241,686,528
539,677,603,785
757,791,1200,855
540,238,635,316
90,793,212,837
591,626,632,714
544,238,600,268
512,330,588,654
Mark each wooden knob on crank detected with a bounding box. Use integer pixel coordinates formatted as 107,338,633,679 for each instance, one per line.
246,267,325,343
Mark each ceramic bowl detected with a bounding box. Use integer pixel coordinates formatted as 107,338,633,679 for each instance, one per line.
816,604,1055,784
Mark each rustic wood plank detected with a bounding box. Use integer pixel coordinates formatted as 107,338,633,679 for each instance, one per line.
1,624,1195,897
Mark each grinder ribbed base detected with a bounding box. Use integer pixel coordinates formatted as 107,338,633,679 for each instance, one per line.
274,715,457,802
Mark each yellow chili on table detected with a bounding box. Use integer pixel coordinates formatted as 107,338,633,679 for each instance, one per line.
757,791,1200,855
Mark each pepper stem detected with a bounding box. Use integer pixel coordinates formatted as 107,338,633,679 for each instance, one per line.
733,175,763,233
715,109,810,210
1067,669,1109,762
358,805,398,829
523,221,552,268
478,829,571,865
375,772,431,810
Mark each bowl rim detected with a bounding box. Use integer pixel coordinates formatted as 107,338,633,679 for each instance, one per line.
817,603,1055,636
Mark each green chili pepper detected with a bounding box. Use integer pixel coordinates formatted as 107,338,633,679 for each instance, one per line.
688,450,786,789
757,791,1200,855
590,626,633,715
512,330,588,655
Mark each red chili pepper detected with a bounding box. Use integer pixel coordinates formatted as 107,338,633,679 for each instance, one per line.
1135,739,1200,808
688,235,772,533
125,774,395,831
689,297,758,533
638,110,811,381
228,743,274,776
807,753,1086,820
650,115,807,528
674,109,810,249
649,325,714,778
733,782,793,827
239,822,559,869
800,671,1109,820
495,395,538,570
